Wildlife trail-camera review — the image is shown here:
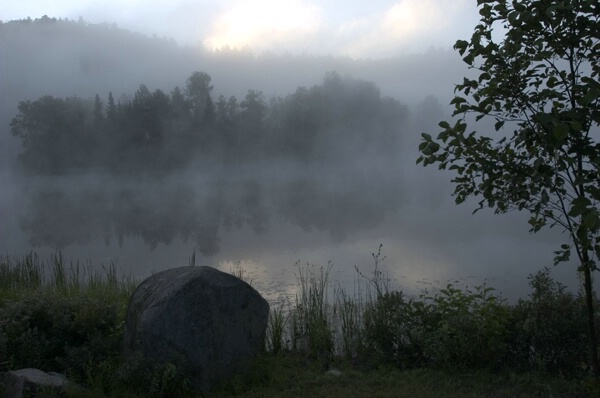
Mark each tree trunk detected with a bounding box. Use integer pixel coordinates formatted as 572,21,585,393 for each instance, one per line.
582,253,599,377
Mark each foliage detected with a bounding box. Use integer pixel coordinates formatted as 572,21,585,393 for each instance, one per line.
418,0,600,266
360,284,511,371
510,267,592,376
266,305,287,354
417,0,600,373
290,262,334,367
0,253,593,398
334,286,363,361
10,96,91,174
11,71,405,176
0,252,134,380
422,284,511,370
0,254,192,398
82,352,191,398
2,251,599,396
0,289,122,374
361,290,424,368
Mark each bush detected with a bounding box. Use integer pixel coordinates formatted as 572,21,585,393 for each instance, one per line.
509,267,592,376
361,291,432,369
360,284,511,371
422,284,511,370
0,290,123,378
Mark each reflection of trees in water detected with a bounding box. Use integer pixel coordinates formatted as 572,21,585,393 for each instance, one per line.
19,161,401,256
19,175,269,256
21,189,111,248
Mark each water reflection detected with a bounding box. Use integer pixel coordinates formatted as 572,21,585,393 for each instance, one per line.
17,159,402,257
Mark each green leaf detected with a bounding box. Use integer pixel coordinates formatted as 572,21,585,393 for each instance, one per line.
421,133,432,141
580,87,599,106
533,112,553,124
438,121,450,129
450,96,467,105
454,40,469,55
553,123,569,141
520,10,532,22
569,196,592,217
587,187,600,201
584,212,599,230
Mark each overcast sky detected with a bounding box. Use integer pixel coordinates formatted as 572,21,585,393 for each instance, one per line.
2,0,481,58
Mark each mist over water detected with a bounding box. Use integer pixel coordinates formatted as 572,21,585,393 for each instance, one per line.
0,18,581,303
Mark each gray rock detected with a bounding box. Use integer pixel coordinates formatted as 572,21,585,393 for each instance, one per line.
326,368,342,377
123,266,269,393
1,368,69,398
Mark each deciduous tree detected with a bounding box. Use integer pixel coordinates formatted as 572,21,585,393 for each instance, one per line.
417,0,600,375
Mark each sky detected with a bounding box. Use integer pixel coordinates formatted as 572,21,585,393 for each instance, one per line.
2,0,481,58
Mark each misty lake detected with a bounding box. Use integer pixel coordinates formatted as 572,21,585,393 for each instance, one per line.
1,164,574,305
0,18,581,304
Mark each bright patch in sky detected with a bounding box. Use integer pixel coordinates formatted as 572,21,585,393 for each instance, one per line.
203,0,322,52
336,0,448,57
383,1,445,39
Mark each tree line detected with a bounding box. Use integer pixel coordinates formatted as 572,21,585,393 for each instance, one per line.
10,71,408,176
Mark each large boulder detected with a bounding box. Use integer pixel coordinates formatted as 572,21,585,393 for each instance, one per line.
123,266,269,393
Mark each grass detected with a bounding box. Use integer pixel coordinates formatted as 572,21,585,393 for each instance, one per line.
0,252,136,302
0,250,598,397
212,353,593,398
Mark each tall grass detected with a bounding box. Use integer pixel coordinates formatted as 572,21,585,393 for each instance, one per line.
0,252,43,291
264,246,392,362
1,249,597,397
290,261,334,365
0,252,135,302
266,305,287,354
0,252,145,396
260,251,596,379
334,285,363,360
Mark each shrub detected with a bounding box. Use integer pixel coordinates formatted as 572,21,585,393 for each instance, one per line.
422,284,511,370
509,267,592,376
361,291,428,368
0,290,123,378
360,283,511,371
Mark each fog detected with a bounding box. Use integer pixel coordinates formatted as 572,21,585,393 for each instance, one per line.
0,17,581,303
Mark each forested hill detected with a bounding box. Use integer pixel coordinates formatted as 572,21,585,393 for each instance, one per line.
1,17,194,102
0,16,465,112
